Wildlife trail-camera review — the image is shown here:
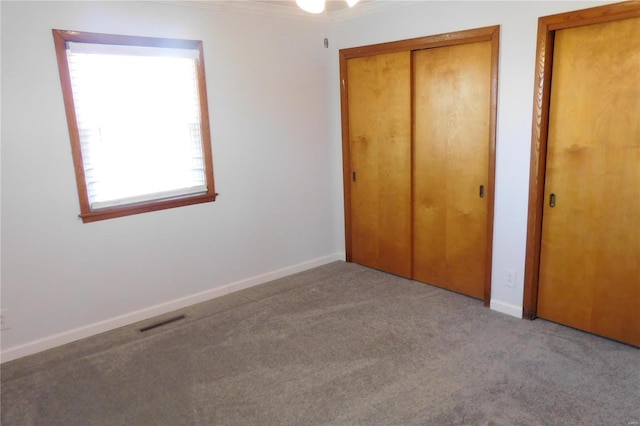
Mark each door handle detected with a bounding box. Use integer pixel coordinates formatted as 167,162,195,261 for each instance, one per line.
549,193,556,208
479,185,485,198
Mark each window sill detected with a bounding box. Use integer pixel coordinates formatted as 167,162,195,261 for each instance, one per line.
79,193,218,223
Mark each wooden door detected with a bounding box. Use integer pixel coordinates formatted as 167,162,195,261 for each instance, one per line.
537,17,640,346
412,41,492,299
347,52,412,277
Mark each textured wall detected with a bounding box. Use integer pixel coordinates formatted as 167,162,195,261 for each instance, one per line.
1,1,340,356
1,0,614,359
329,0,613,316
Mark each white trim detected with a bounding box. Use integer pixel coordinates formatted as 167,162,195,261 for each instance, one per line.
158,0,326,21
0,253,345,363
490,299,523,318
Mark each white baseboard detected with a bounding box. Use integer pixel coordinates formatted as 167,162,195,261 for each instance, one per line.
1,253,346,363
490,299,523,319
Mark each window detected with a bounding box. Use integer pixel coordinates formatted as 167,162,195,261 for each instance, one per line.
53,30,217,223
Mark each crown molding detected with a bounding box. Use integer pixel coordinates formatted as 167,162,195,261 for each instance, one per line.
155,1,417,22
157,1,324,21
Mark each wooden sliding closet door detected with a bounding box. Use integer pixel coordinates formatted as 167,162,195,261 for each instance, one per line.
412,41,492,299
537,17,640,346
347,52,412,277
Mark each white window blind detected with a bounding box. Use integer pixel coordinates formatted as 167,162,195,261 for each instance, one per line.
65,41,207,210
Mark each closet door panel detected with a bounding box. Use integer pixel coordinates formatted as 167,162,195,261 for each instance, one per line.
412,41,492,299
537,17,640,346
347,52,412,277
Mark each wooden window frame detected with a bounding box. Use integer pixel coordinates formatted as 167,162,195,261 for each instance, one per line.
52,29,217,223
522,2,640,319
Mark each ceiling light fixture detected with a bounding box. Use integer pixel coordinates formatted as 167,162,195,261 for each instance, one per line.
296,0,361,14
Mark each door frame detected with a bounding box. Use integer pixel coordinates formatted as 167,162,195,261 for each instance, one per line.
339,25,500,306
523,1,640,319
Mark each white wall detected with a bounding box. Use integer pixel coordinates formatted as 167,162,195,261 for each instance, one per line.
329,0,611,317
1,0,614,361
0,1,342,360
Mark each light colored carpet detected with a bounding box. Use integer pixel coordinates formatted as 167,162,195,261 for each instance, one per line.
2,261,639,425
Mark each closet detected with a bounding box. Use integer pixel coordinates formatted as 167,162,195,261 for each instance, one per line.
524,3,640,347
340,26,499,302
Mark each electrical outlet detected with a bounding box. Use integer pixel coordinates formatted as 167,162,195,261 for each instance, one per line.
0,309,10,331
504,269,517,288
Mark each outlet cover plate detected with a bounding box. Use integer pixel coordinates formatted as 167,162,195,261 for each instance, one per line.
0,309,10,331
504,269,517,288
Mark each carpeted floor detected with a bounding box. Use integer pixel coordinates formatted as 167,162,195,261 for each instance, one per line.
1,261,639,425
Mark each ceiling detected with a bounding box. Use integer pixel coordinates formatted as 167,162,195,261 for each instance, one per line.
162,0,408,22
254,0,373,13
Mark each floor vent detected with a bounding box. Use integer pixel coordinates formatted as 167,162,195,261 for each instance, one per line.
138,314,186,333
